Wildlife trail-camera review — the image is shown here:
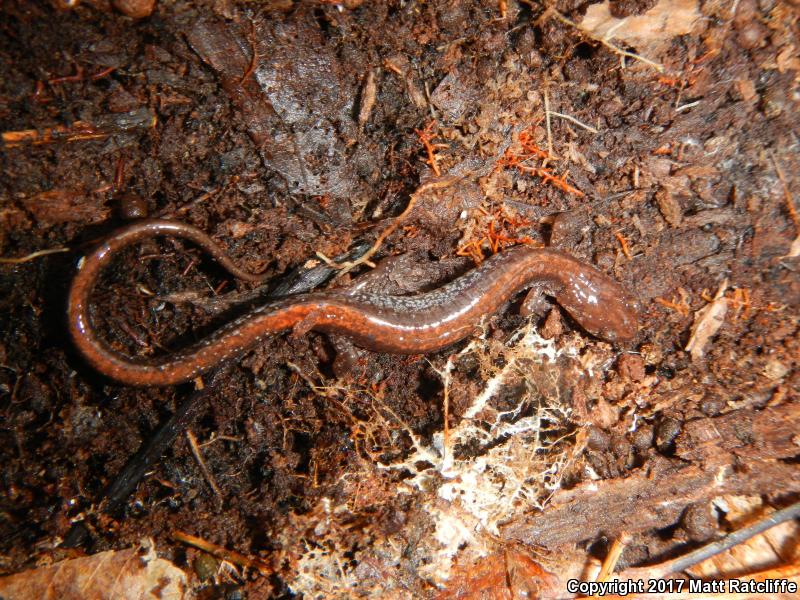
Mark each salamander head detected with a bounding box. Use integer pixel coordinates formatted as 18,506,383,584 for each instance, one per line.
557,267,639,343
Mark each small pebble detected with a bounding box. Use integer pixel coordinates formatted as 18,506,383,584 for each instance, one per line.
654,416,682,454
681,502,718,542
113,0,155,18
116,193,149,220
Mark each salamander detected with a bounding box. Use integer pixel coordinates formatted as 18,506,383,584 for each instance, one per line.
68,219,638,386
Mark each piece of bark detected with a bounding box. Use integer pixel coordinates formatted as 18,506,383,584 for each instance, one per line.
685,279,728,360
501,457,800,549
503,403,800,547
357,69,377,129
676,402,800,463
655,185,683,227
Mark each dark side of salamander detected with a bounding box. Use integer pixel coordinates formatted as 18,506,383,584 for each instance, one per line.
67,220,639,386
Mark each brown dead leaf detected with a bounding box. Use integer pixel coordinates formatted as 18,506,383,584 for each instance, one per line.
0,538,188,600
436,550,560,600
580,0,701,55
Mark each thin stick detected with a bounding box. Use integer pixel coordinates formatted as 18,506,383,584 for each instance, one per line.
544,86,554,158
621,500,800,579
442,356,453,468
1,122,108,146
172,530,272,576
596,533,630,587
0,247,69,264
675,100,701,113
2,110,157,148
315,251,375,272
186,429,224,503
548,111,600,133
240,19,258,84
424,81,437,122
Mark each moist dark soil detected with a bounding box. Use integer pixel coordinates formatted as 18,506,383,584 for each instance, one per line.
1,0,798,597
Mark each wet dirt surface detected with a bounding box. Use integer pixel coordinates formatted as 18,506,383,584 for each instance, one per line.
1,0,798,597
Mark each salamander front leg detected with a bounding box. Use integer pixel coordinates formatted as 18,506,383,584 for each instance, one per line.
329,335,364,378
520,282,556,317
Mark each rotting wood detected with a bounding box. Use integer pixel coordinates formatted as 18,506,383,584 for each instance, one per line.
502,428,800,551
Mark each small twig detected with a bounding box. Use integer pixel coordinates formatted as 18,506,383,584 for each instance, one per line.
200,433,241,447
440,355,454,469
0,247,69,264
595,533,631,589
116,320,149,349
172,530,272,576
544,86,554,158
620,500,800,579
424,81,437,122
88,66,116,81
186,429,224,503
315,251,374,271
548,111,600,134
615,231,632,259
2,122,107,146
2,109,156,148
240,19,258,85
675,100,701,113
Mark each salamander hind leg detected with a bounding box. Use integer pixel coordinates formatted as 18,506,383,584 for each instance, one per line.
329,335,363,378
290,309,325,340
520,282,555,317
